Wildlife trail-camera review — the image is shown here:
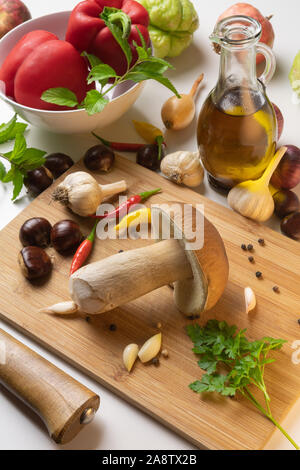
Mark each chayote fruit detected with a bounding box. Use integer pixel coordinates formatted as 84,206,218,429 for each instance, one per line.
138,0,199,58
289,51,300,98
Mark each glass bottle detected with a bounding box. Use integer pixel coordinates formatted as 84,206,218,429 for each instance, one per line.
197,16,277,190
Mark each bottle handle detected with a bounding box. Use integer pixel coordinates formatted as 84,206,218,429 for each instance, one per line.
256,42,276,85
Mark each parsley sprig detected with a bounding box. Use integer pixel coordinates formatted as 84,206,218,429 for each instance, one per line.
0,114,46,200
41,7,180,115
187,320,299,449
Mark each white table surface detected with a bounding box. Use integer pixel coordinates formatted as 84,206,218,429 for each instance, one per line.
0,0,299,450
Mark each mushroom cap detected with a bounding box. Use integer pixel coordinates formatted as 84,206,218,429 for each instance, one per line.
151,202,229,315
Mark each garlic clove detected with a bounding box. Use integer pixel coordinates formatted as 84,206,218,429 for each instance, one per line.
138,333,162,363
40,301,78,315
123,343,139,372
244,287,256,314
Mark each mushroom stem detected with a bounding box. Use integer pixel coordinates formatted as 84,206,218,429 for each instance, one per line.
100,180,127,199
70,239,193,314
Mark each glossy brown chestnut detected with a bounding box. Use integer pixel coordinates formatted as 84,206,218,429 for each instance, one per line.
44,153,74,179
24,166,53,196
137,144,165,171
281,212,300,240
19,217,52,247
273,190,300,219
271,145,300,190
18,246,52,280
83,145,115,172
51,220,82,254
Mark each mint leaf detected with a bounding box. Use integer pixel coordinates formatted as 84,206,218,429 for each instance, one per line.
19,148,46,171
135,26,147,51
127,67,180,98
87,64,118,85
12,168,24,201
101,7,132,67
9,133,27,163
83,90,109,115
2,166,15,183
0,114,17,144
41,88,79,108
0,160,6,180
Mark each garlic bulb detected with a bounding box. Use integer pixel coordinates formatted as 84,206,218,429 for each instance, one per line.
228,147,287,222
160,151,204,187
52,171,127,217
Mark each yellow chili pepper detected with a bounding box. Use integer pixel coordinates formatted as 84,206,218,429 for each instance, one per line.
114,208,151,232
133,120,164,144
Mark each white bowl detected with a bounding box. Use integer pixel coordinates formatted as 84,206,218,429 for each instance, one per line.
0,11,145,134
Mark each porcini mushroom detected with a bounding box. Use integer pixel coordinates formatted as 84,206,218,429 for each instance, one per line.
66,203,229,316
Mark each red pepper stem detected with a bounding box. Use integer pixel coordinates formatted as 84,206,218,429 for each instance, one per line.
139,188,161,201
87,221,99,243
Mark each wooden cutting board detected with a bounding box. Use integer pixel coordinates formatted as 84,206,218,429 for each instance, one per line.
0,154,299,450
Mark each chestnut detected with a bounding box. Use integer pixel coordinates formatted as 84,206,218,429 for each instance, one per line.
83,145,115,172
273,190,300,219
51,220,82,254
18,246,52,280
44,153,74,179
19,217,52,247
24,166,53,196
281,212,300,240
271,145,300,190
137,144,165,170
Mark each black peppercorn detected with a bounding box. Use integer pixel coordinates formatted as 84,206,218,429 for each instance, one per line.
256,271,263,279
273,286,280,293
247,244,254,252
241,244,247,251
298,319,300,326
152,357,160,366
258,238,265,246
248,256,255,263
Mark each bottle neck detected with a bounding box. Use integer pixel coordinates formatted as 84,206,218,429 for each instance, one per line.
215,44,259,97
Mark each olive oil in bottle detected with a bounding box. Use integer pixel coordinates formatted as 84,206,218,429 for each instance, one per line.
198,15,277,190
197,87,276,189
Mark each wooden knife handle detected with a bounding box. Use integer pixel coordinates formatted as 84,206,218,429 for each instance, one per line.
0,328,100,444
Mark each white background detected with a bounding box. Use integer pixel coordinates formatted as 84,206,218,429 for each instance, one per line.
0,0,300,450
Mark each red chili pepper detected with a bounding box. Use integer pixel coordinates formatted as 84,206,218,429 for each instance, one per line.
90,188,161,220
92,132,145,152
70,221,98,276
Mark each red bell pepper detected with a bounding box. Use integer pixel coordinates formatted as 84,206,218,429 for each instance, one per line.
0,30,58,99
66,0,150,76
0,31,94,111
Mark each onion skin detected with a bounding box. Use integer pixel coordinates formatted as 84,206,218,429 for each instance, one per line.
161,94,195,131
272,103,284,140
271,145,300,190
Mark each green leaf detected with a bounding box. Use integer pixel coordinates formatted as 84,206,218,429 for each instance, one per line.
81,52,102,68
19,148,46,171
0,114,18,144
87,64,118,85
0,160,6,180
12,168,24,201
41,88,79,108
135,26,147,51
9,133,27,163
126,68,180,97
2,166,15,183
83,90,109,115
100,7,132,67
